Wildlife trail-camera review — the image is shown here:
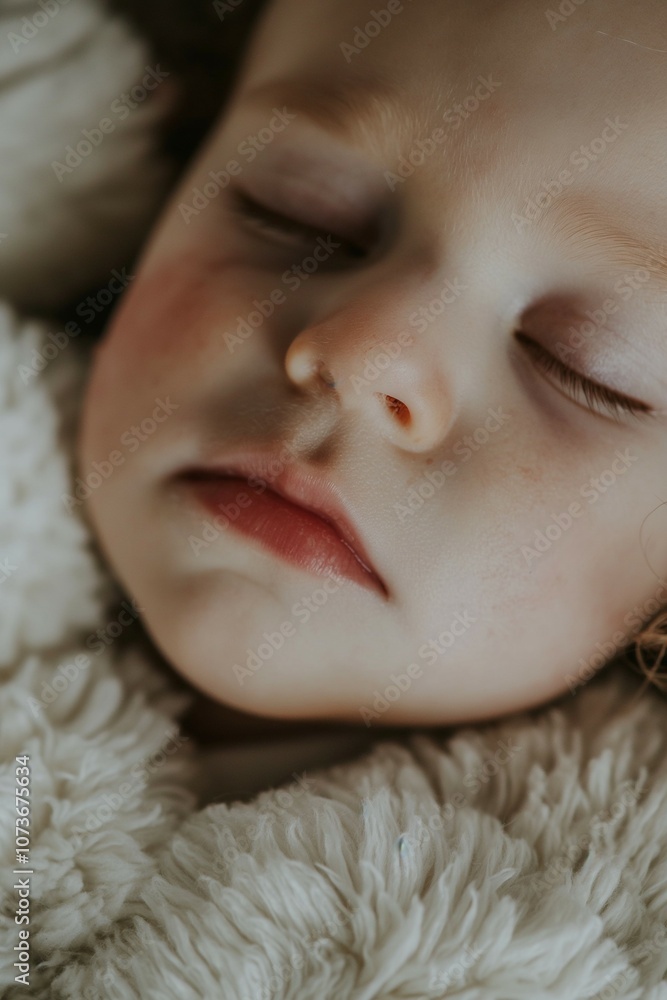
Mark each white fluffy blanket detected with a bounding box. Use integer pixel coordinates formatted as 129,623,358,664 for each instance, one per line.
1,2,667,998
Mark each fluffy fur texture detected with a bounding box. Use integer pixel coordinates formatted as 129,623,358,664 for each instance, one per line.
1,2,667,997
0,0,178,316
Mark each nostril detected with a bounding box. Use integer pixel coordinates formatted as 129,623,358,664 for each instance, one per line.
318,364,337,390
379,393,411,426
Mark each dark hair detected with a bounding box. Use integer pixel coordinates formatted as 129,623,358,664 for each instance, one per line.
106,0,270,172
57,0,270,336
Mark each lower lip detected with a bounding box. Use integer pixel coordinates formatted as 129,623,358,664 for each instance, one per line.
184,475,381,593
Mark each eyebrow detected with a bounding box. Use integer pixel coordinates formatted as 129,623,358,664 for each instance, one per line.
241,74,423,148
548,195,667,292
242,81,667,327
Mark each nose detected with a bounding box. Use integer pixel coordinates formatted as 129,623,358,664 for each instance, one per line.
284,289,456,454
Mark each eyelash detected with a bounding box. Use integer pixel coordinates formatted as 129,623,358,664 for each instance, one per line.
516,332,652,422
230,190,368,260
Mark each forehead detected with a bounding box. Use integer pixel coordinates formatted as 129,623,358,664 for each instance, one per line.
244,0,667,153
232,0,667,245
240,0,667,131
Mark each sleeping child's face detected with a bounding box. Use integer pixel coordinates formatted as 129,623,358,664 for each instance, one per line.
78,0,667,724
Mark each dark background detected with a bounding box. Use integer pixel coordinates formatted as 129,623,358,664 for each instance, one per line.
51,0,269,340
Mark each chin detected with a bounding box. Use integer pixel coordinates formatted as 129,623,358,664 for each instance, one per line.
137,609,309,722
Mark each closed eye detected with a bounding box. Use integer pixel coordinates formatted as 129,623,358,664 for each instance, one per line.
230,189,369,260
516,332,654,423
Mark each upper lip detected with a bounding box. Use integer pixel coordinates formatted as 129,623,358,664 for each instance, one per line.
178,448,388,595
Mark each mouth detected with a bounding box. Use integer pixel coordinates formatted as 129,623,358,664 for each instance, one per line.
174,454,388,597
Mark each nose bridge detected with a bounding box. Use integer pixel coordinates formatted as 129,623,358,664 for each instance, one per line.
337,267,469,386
338,276,422,375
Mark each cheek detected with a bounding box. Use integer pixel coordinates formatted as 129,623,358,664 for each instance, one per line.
86,244,265,414
404,439,624,662
101,252,219,376
79,250,219,465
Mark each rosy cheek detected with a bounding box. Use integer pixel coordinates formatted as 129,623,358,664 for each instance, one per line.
106,250,217,368
104,252,253,422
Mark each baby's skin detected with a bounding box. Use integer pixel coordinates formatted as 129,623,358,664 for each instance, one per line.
78,0,667,726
